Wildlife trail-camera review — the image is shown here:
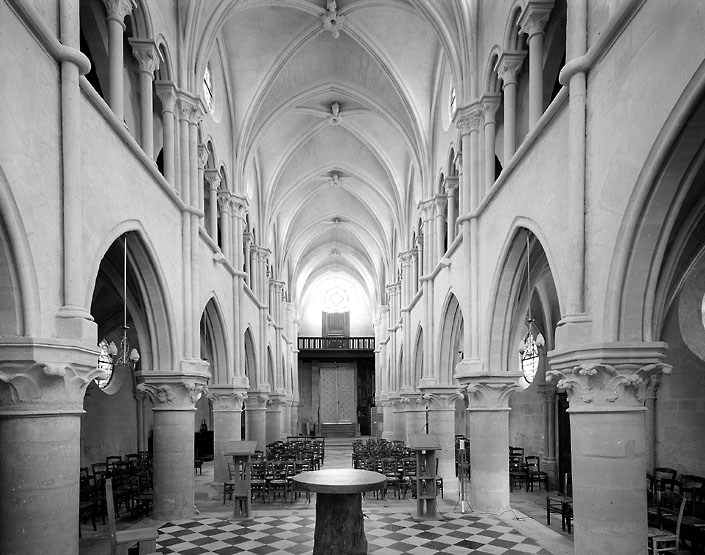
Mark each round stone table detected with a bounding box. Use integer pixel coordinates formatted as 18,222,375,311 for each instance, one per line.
293,469,386,555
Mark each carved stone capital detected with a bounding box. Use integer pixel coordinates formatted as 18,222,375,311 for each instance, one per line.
417,198,436,222
207,385,247,411
547,341,671,410
0,339,102,413
177,93,196,121
204,169,221,191
245,392,269,410
518,1,554,39
217,191,231,214
434,193,448,212
546,362,671,409
197,144,210,171
231,195,249,219
129,38,160,76
154,81,177,113
460,375,522,409
454,103,483,135
136,370,209,409
444,176,459,196
481,92,502,121
495,51,526,86
644,374,662,400
420,387,464,411
103,0,136,23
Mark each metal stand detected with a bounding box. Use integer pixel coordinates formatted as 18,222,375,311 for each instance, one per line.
454,461,470,513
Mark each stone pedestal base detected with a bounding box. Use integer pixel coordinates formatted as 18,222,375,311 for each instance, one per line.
468,408,511,513
314,493,366,555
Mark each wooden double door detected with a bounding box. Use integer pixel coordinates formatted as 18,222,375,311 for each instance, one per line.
319,363,356,424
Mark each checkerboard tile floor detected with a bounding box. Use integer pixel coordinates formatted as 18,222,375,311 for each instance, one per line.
156,508,554,554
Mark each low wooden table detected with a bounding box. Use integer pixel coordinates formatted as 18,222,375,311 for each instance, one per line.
293,469,386,555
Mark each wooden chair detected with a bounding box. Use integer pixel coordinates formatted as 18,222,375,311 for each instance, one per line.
547,473,573,532
648,490,686,555
509,455,528,492
223,462,236,503
525,456,549,492
106,478,159,555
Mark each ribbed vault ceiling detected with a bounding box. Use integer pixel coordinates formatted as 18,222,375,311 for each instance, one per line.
198,0,464,321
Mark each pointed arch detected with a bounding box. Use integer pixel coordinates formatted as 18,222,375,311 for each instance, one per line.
244,326,257,383
88,225,176,372
200,295,229,384
437,292,463,384
412,325,424,390
485,224,560,376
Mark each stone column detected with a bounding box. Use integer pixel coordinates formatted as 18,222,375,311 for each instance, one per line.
519,1,554,128
197,144,208,216
266,395,283,445
462,376,521,513
401,394,426,445
56,0,94,335
243,231,252,286
218,192,231,261
280,398,292,440
423,389,462,490
454,105,485,378
547,342,671,554
434,194,447,257
393,399,406,442
444,176,459,243
538,384,558,488
155,82,177,187
103,0,135,120
245,393,268,452
644,375,661,473
137,367,209,520
204,170,220,242
0,341,100,555
207,387,247,484
381,399,396,441
495,51,526,160
129,39,160,158
481,93,501,192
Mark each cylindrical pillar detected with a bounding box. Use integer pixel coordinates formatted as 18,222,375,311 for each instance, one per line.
205,171,220,241
0,343,99,555
496,51,525,161
403,399,426,445
266,397,283,445
393,401,406,442
208,388,246,483
104,0,133,120
139,372,208,520
444,177,458,243
425,391,458,492
129,39,159,158
155,82,177,186
245,395,268,452
481,94,501,193
381,400,396,441
547,344,670,554
219,193,231,261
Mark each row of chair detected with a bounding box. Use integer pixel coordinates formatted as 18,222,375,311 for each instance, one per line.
509,449,548,492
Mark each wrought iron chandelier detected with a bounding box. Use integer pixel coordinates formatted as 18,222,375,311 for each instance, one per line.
518,231,545,383
96,235,140,388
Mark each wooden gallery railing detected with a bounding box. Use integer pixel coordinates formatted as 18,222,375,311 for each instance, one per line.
297,337,375,351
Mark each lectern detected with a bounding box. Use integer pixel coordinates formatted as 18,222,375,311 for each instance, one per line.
224,440,258,520
408,434,442,519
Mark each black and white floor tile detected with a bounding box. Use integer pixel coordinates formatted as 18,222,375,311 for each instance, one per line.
156,508,553,555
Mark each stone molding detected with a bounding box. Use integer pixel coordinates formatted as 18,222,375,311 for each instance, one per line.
129,38,160,76
495,50,526,86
